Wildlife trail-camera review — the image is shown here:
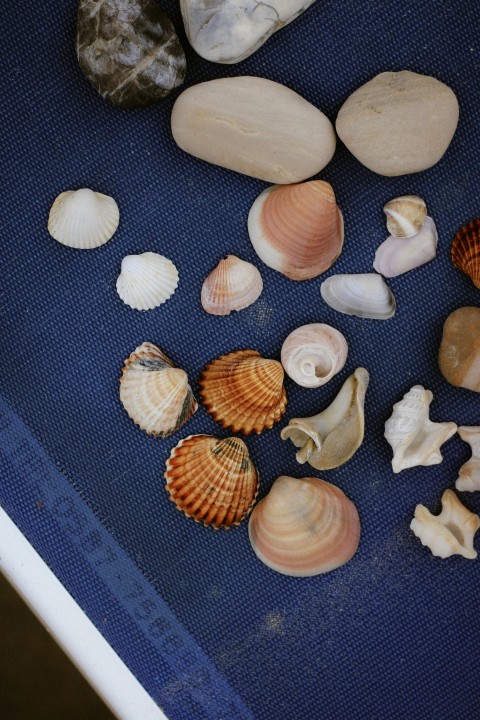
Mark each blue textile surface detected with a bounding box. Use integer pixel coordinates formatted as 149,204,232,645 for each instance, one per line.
1,1,479,719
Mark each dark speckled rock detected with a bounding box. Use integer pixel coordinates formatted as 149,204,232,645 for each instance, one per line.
76,0,186,109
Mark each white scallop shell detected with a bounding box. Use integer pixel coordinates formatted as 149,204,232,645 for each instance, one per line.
383,195,427,238
201,255,263,315
373,216,438,278
280,323,348,388
116,252,179,311
456,426,480,492
47,188,119,249
320,273,396,319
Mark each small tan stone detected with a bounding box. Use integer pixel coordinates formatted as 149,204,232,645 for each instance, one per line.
438,307,480,392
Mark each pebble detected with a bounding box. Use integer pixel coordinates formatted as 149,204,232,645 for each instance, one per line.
438,307,480,392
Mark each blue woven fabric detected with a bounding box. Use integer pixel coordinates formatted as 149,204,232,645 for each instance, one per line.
1,1,479,719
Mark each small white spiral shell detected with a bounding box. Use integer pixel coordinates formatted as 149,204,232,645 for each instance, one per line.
280,323,348,388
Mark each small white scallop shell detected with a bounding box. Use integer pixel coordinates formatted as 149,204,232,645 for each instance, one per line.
320,273,396,320
47,188,119,249
201,255,263,315
116,252,179,311
383,195,427,238
280,323,348,388
373,216,438,278
456,426,480,492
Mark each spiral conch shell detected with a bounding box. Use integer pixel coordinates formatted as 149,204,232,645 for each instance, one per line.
281,368,369,470
248,180,344,281
119,342,197,437
48,188,119,249
383,195,427,238
116,252,179,310
165,435,259,529
456,426,480,492
384,386,457,473
199,349,287,435
451,219,480,288
201,255,263,315
248,475,361,576
280,323,348,388
411,490,480,559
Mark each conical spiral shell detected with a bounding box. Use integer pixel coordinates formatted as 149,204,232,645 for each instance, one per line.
383,195,427,238
47,188,119,249
248,180,344,281
116,252,179,310
199,349,287,435
165,434,259,529
119,342,197,438
280,323,348,388
201,255,263,315
248,475,361,576
451,219,480,288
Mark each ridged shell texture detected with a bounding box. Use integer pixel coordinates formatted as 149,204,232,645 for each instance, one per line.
48,188,119,249
451,219,480,288
116,252,179,310
201,255,263,315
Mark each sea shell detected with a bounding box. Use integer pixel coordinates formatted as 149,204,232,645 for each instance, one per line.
248,475,361,576
164,434,259,529
438,307,480,392
119,342,197,438
456,426,480,492
320,273,396,320
384,385,457,473
281,368,369,470
373,216,438,278
47,188,119,249
451,219,480,288
201,255,263,315
116,252,179,310
280,324,348,388
248,180,344,281
198,349,287,435
410,489,480,559
383,195,427,238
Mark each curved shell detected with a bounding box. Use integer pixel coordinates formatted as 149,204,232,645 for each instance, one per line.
281,368,369,470
116,252,179,310
248,180,344,281
384,385,457,473
119,342,197,438
456,426,480,492
201,255,263,315
199,349,287,435
320,273,396,319
383,195,427,238
248,475,361,576
164,434,259,529
438,307,480,392
451,219,480,288
373,216,438,278
48,188,119,249
280,324,348,388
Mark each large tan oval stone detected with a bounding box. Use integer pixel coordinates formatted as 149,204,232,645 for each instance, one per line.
336,71,459,176
438,307,480,392
171,77,336,184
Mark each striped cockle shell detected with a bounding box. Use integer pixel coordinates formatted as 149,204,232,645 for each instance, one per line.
164,434,259,529
383,195,427,238
47,188,119,249
451,219,480,288
373,216,438,278
280,323,348,389
199,349,287,435
320,273,396,320
456,426,480,492
247,180,344,281
119,342,197,438
248,475,361,576
116,252,179,310
201,255,263,315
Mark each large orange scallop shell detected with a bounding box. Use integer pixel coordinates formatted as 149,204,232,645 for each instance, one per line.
451,219,480,288
164,434,259,529
198,349,287,434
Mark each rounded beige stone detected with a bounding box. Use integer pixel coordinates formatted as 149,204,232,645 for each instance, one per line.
438,307,480,392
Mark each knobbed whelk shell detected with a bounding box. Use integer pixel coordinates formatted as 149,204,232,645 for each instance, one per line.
373,216,438,278
411,490,480,559
199,349,287,435
456,427,480,492
165,435,259,529
119,342,197,437
248,180,344,281
248,475,361,576
201,255,263,315
116,252,179,310
281,324,348,388
48,188,119,249
281,368,369,470
384,386,457,473
451,219,480,288
320,273,396,319
383,195,427,238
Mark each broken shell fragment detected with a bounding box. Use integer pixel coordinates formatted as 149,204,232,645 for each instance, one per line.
451,219,480,288
119,342,197,438
383,195,427,238
201,255,263,315
411,489,480,559
199,349,287,435
165,434,259,529
248,180,344,280
116,252,179,310
47,188,119,249
373,216,438,278
384,385,457,473
281,368,369,470
248,475,361,576
320,273,396,319
438,307,480,392
456,427,480,492
280,323,348,388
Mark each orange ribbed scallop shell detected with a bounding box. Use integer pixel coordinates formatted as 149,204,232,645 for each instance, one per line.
164,434,259,529
451,219,480,288
198,349,287,434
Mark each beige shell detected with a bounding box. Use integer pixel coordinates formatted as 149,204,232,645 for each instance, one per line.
456,426,480,492
280,323,348,388
248,475,361,576
451,219,480,288
383,195,427,238
201,255,263,315
119,342,197,438
164,434,259,529
438,307,480,392
116,252,179,310
48,188,119,249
